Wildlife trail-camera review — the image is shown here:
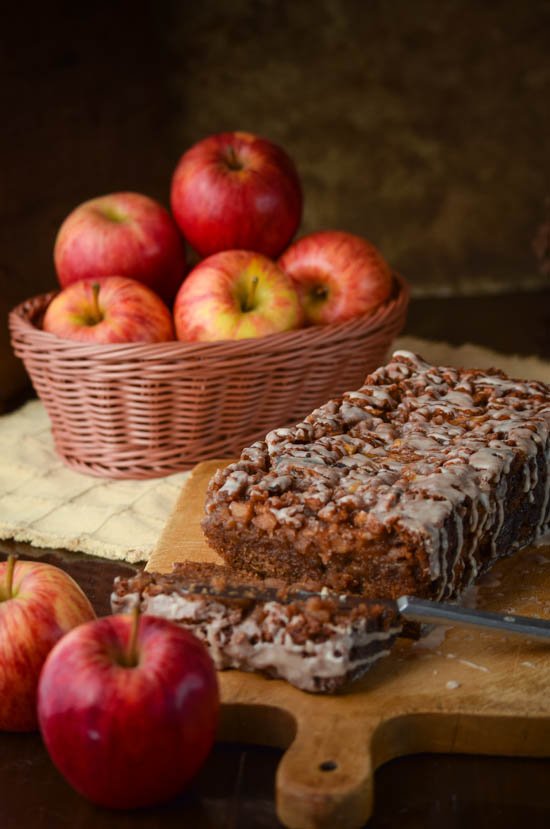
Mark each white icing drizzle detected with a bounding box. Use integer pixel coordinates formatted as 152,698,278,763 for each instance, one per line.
209,351,550,600
120,591,400,693
219,470,249,497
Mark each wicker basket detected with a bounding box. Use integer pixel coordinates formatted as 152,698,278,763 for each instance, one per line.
9,275,409,479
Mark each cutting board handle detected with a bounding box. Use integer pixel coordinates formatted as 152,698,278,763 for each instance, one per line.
276,712,377,829
273,707,550,829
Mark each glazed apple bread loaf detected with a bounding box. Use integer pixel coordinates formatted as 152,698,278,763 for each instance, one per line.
201,351,550,601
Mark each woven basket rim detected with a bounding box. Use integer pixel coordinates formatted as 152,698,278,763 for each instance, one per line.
9,272,409,359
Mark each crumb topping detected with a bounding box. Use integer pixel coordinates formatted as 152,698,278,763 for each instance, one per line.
205,351,550,597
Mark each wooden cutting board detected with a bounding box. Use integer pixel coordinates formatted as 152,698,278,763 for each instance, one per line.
147,460,550,829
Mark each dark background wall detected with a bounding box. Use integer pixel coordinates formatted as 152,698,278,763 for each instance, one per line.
1,0,549,395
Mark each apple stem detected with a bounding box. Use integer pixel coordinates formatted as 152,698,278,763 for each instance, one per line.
312,285,329,301
243,275,259,312
225,145,243,171
4,555,16,600
126,603,141,667
91,282,102,321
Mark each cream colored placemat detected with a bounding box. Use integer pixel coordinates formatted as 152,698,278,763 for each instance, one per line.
394,337,550,383
0,401,189,563
1,338,548,564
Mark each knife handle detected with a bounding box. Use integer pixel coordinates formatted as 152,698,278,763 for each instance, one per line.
396,595,550,641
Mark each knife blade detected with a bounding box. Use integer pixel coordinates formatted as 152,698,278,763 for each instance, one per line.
166,578,550,642
396,595,550,641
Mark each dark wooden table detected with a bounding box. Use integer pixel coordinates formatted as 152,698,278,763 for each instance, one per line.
1,290,550,828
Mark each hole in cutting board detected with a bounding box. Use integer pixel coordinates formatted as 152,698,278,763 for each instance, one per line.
319,760,338,772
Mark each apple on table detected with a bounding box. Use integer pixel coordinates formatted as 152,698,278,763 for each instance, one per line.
54,192,186,305
279,230,394,325
42,276,175,344
170,131,302,258
0,556,96,731
173,250,303,341
38,608,219,809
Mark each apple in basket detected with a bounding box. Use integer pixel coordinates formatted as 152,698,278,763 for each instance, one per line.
170,131,302,258
38,609,219,809
54,192,186,304
0,557,96,731
173,250,303,341
279,230,394,325
43,276,175,344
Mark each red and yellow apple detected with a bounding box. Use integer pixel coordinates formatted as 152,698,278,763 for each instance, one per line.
43,276,175,344
0,557,96,731
54,192,186,304
38,611,219,809
170,131,302,258
173,250,303,342
279,230,394,325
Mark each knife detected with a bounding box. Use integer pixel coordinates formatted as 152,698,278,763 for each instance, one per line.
396,595,550,641
168,578,550,642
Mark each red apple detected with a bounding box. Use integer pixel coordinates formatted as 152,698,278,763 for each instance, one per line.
0,557,96,732
54,192,186,304
43,276,175,344
278,230,394,325
170,131,302,258
173,250,303,342
37,611,219,809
